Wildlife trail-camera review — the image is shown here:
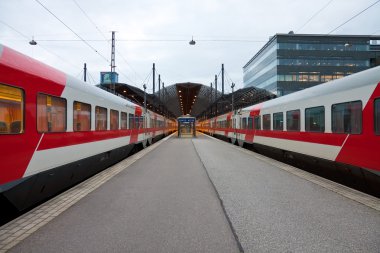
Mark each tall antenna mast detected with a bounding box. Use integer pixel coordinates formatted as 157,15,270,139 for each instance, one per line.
111,31,116,72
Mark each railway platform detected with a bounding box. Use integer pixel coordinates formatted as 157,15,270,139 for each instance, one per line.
1,133,380,253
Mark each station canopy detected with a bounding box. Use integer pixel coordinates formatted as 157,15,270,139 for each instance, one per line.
99,82,276,119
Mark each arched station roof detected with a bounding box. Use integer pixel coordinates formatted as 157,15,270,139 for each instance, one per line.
99,82,276,119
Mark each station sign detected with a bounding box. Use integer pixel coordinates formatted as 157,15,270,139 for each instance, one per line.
178,117,195,123
100,72,119,84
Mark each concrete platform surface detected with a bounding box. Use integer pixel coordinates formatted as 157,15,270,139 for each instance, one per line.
193,134,380,253
4,133,380,253
8,136,240,253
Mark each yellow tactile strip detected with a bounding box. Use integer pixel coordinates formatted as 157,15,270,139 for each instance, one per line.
203,133,380,212
0,134,173,253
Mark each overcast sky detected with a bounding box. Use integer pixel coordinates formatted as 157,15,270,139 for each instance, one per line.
1,0,379,93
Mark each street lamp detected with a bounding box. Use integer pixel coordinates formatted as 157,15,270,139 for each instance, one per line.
29,39,37,45
189,36,196,45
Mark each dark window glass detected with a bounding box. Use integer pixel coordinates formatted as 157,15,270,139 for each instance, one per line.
254,115,261,130
273,112,283,131
248,117,253,129
286,110,300,131
263,114,271,130
121,112,128,129
110,110,119,130
73,101,91,131
37,93,66,132
129,114,135,129
332,101,362,134
0,84,24,134
375,98,380,135
242,118,247,129
305,106,325,132
95,106,107,130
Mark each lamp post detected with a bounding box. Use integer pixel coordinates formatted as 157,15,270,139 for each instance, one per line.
231,83,235,114
143,84,147,114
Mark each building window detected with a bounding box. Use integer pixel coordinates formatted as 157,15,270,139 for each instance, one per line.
254,115,261,130
332,101,362,134
286,110,300,131
273,112,283,131
305,106,325,132
121,112,128,129
95,106,107,130
110,109,119,130
0,84,24,134
375,98,380,135
263,114,271,130
37,93,66,132
73,101,91,131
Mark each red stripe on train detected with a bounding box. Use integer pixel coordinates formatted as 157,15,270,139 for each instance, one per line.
335,82,380,172
0,46,66,185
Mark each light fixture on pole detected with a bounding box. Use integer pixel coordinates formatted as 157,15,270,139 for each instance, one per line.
29,36,37,45
189,36,196,45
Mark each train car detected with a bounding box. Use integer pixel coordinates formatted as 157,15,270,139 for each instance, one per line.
200,66,380,194
0,44,174,216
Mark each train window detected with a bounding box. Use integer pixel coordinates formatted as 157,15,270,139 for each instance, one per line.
286,110,300,131
254,115,261,130
129,114,135,129
263,114,271,130
332,101,362,134
73,101,91,131
273,112,283,131
241,118,247,129
375,98,380,135
95,106,107,130
121,112,128,129
305,106,325,132
248,117,253,129
37,93,66,133
0,84,24,134
110,110,119,130
135,116,141,129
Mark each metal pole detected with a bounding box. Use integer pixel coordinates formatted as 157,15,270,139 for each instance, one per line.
111,31,116,94
222,63,224,96
158,74,161,101
152,63,155,94
215,75,217,115
231,83,235,114
84,63,87,82
143,84,147,113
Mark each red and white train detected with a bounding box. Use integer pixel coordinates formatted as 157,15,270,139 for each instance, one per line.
0,44,175,215
199,65,380,194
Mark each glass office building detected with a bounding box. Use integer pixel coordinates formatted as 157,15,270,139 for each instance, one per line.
243,34,380,96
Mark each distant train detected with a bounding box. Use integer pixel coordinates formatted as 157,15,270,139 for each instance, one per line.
199,66,380,194
0,44,175,214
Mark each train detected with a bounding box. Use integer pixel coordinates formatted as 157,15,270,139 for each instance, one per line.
199,65,380,195
0,44,176,218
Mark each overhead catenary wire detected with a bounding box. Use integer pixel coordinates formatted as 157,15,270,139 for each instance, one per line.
34,0,109,63
327,0,380,34
296,0,334,33
0,19,80,71
72,0,145,86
